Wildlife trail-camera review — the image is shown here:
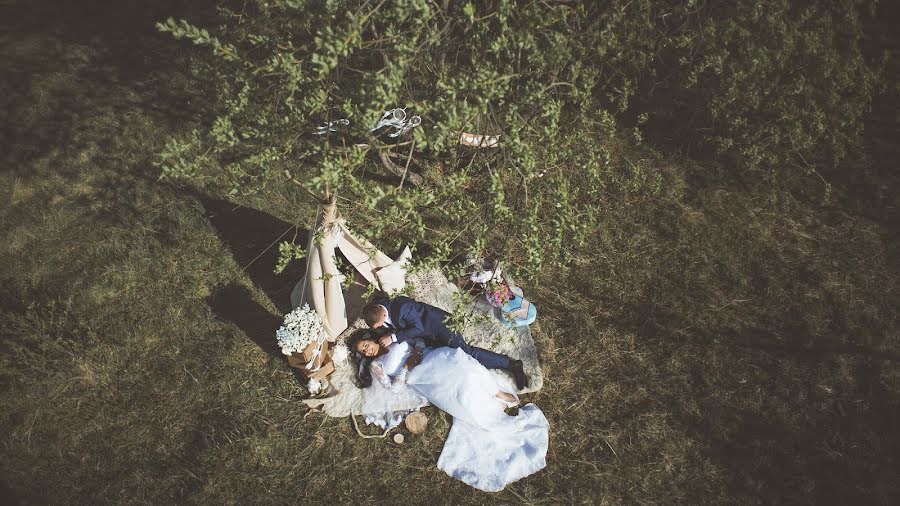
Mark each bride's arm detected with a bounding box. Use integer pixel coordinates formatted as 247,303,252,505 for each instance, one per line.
370,361,392,389
392,343,424,387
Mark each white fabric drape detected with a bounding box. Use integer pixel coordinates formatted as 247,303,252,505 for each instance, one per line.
291,201,399,341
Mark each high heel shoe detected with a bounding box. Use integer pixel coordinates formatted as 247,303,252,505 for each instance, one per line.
509,359,528,390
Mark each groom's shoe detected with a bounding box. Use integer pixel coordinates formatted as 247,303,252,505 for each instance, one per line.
510,359,528,390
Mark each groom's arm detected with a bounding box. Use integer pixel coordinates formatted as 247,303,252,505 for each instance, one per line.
393,315,425,343
393,300,426,343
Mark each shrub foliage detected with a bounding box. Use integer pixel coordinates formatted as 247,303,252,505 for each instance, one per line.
157,0,883,275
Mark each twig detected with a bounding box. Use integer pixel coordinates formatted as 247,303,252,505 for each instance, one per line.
351,414,391,438
541,81,576,94
377,144,423,186
601,433,619,458
398,140,416,189
285,170,326,202
710,299,749,311
506,487,533,504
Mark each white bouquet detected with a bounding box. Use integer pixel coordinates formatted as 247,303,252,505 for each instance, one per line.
276,304,323,356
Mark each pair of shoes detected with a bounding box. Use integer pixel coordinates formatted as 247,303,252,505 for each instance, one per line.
509,359,528,390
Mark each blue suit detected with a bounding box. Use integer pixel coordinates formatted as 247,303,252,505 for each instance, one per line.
375,295,512,370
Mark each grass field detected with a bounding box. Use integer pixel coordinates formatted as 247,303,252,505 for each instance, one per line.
2,1,898,504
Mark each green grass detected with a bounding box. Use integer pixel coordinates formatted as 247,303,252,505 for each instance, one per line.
1,1,898,504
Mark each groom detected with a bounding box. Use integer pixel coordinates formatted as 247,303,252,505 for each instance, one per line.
363,295,528,390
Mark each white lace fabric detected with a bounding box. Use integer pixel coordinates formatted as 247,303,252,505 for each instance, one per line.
360,341,428,430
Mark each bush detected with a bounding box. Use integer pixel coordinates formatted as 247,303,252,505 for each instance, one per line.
156,0,883,276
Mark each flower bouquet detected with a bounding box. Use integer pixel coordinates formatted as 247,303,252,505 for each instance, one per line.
277,304,334,385
484,279,512,308
276,304,322,356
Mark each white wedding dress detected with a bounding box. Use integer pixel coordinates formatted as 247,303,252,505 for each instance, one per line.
360,342,429,430
361,341,549,492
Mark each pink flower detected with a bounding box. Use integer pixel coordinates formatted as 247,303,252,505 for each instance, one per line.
485,281,511,307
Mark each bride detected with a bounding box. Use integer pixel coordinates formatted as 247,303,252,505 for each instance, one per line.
347,329,549,492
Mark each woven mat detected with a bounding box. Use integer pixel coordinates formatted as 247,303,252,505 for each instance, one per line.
302,268,544,417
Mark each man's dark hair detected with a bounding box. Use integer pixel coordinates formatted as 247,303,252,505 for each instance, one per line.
363,303,386,327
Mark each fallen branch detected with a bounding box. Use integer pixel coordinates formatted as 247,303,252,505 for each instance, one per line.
376,143,424,186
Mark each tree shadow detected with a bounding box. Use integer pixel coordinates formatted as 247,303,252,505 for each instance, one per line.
196,194,308,314
206,283,282,358
0,479,21,506
636,304,900,364
616,303,900,503
1,0,221,77
206,282,311,386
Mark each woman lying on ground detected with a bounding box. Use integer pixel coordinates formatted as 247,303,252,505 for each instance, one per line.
346,329,548,492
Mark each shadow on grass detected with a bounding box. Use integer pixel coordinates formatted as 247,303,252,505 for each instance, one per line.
197,194,308,314
207,282,312,386
681,377,899,504
0,479,20,506
207,283,282,358
0,0,219,173
636,305,900,364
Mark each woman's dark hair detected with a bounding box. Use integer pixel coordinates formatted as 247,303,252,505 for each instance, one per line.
345,327,392,388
